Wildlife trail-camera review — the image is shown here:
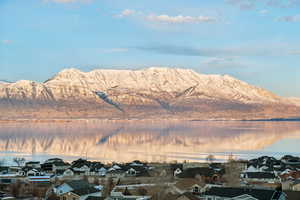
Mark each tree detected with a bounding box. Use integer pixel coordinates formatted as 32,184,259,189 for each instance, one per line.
103,177,114,197
223,161,241,187
206,154,216,163
13,157,26,167
227,153,236,163
10,180,22,198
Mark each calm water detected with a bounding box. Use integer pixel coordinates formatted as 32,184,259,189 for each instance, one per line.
0,120,300,164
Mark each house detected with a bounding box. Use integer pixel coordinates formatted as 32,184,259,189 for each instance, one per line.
46,158,65,163
129,160,146,167
27,168,42,176
106,169,126,178
52,161,70,172
42,158,66,173
71,159,92,175
62,169,75,177
281,155,300,165
59,187,102,200
97,167,107,177
170,164,184,176
241,172,279,183
280,170,300,181
125,166,150,177
54,180,93,196
25,161,41,169
174,168,183,177
177,167,222,183
90,163,105,176
174,178,204,194
41,162,54,173
202,187,286,200
106,165,127,178
109,186,151,200
245,165,259,172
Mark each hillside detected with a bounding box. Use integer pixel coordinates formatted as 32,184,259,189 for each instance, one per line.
0,67,299,120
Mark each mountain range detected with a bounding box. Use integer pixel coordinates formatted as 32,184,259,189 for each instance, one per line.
0,67,299,120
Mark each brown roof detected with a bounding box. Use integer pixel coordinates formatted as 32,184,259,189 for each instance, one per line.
175,178,203,191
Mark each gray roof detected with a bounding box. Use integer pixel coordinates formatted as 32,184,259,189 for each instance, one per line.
65,180,92,190
72,187,99,196
203,187,283,200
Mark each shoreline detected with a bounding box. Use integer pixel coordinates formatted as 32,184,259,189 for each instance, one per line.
0,117,300,123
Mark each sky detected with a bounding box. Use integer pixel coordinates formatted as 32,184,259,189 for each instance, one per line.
0,0,300,97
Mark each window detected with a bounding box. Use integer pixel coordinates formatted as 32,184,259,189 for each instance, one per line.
193,186,200,193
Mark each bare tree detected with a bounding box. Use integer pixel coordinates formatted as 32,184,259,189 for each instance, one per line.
223,161,241,187
227,153,236,162
13,157,26,167
10,180,22,198
103,177,114,197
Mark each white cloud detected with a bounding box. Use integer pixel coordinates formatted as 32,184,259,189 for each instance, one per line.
146,14,218,24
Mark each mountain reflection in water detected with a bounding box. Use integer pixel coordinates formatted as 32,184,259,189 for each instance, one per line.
0,120,300,163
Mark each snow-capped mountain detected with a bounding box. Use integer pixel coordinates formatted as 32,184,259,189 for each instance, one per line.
0,67,299,120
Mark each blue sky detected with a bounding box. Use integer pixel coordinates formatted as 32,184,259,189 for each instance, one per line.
0,0,300,97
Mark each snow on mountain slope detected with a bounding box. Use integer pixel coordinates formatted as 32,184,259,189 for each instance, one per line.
42,67,281,104
0,67,298,120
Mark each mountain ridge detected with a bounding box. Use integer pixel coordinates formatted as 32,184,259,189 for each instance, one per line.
0,67,299,120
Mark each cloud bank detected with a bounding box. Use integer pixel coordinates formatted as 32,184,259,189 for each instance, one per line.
146,15,218,24
137,44,298,57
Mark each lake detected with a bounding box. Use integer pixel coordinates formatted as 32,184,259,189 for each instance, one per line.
0,120,300,164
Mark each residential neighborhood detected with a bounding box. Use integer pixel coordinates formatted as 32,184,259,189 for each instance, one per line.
0,155,300,199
